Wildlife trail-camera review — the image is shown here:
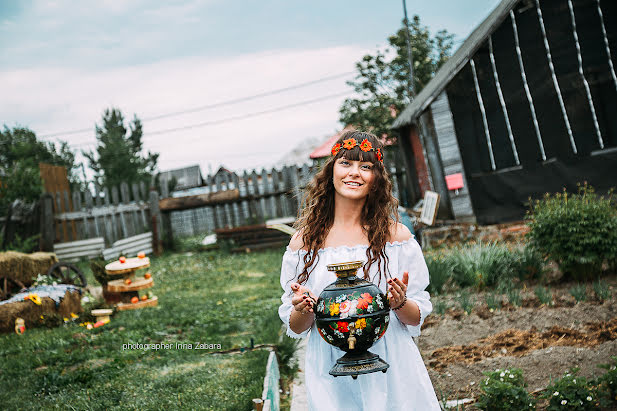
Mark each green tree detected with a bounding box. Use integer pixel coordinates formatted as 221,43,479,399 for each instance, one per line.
339,16,455,138
0,126,78,212
83,108,158,189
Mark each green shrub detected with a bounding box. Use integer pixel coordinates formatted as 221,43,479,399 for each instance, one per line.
534,285,553,306
506,287,522,307
485,292,501,311
433,300,448,316
476,368,535,410
569,284,587,303
543,368,596,410
456,290,473,314
526,183,617,281
596,357,617,408
425,252,452,295
592,280,611,302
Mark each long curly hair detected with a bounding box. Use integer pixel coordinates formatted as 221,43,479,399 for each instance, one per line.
294,130,399,286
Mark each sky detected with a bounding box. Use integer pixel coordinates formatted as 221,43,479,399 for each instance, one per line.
0,0,502,179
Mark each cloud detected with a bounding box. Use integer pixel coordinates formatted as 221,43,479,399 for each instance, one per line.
0,45,366,176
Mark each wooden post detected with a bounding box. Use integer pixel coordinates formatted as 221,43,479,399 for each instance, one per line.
271,167,283,217
149,190,162,255
39,193,54,252
120,182,135,237
103,187,116,245
73,189,86,240
64,190,77,241
215,174,228,228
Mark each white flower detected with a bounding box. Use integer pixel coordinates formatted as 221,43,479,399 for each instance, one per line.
509,374,514,378
561,400,567,405
340,311,348,319
586,396,592,401
553,391,559,396
500,372,505,377
356,328,362,335
573,379,576,383
385,315,389,323
367,305,374,313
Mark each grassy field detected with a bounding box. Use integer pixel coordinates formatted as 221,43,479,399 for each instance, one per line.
0,242,290,410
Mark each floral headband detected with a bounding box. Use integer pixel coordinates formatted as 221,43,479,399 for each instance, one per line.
331,138,383,162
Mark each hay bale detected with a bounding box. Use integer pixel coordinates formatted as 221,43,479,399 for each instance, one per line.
0,290,82,333
0,251,58,287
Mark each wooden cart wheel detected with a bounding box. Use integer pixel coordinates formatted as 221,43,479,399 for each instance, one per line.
0,276,26,301
46,263,87,287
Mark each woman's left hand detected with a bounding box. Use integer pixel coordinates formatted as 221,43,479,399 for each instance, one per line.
387,271,409,309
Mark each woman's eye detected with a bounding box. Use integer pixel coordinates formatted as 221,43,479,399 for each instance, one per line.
361,165,372,170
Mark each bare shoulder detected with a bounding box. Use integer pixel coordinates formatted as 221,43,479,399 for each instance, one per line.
389,221,413,243
288,230,307,251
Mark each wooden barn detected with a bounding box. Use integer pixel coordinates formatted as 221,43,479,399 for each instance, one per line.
392,0,617,224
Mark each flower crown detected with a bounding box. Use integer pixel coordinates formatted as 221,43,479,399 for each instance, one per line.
331,138,383,162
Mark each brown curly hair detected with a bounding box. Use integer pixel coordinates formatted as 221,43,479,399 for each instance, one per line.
294,130,399,286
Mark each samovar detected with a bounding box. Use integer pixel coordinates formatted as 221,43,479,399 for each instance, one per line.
314,261,390,379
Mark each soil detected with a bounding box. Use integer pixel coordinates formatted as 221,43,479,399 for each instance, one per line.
418,273,617,407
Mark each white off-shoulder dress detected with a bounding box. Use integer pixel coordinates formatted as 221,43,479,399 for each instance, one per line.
278,238,440,411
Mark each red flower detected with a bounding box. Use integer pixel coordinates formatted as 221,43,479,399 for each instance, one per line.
331,143,341,156
359,139,373,152
342,138,357,150
361,292,373,303
357,298,368,310
375,148,383,162
337,321,349,333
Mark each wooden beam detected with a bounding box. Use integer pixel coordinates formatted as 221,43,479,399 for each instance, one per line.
158,189,240,212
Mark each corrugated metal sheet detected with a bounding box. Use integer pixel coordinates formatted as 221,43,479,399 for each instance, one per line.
54,237,105,262
392,0,520,129
102,232,153,260
159,165,203,190
430,92,475,220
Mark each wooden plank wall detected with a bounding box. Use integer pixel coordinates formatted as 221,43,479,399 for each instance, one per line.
430,91,476,220
40,163,77,241
52,181,151,246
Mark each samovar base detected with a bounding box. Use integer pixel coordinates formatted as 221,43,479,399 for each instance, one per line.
329,350,389,379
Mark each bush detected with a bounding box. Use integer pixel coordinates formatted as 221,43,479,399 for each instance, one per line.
592,280,611,302
506,287,522,307
476,368,536,410
596,357,617,409
543,368,596,410
526,183,617,281
485,292,501,311
456,290,473,314
534,285,553,306
569,284,587,303
433,300,448,316
424,252,452,295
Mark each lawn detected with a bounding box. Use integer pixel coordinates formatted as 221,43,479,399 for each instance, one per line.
0,244,289,410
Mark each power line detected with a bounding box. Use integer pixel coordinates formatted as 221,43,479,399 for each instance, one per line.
39,71,354,139
70,90,353,148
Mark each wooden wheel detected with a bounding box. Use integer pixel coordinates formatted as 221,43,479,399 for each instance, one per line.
0,276,26,301
47,263,87,287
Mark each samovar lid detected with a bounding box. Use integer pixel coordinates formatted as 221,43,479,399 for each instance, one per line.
327,261,364,272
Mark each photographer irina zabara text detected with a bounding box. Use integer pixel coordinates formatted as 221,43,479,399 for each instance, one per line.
122,342,222,351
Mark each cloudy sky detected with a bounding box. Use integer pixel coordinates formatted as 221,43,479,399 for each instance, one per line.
0,0,501,178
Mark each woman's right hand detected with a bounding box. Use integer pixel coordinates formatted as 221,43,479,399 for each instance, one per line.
290,283,317,314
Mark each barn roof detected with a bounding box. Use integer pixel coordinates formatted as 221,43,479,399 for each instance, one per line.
392,0,520,129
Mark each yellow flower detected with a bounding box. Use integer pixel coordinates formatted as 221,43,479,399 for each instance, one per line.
70,313,78,319
355,318,366,329
63,317,69,323
329,303,340,316
25,294,42,305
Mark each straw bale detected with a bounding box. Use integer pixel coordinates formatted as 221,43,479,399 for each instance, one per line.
0,251,58,287
0,290,81,333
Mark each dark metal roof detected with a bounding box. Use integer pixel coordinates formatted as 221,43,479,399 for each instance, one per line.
392,0,520,129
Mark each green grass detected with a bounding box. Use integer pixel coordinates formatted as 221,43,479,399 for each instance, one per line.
0,245,290,410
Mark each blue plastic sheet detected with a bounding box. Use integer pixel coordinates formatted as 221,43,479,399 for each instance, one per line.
0,284,82,307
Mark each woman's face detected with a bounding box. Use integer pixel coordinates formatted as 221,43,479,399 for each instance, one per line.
332,156,375,201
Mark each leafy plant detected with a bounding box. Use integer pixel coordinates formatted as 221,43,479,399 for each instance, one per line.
526,183,617,281
5,233,40,253
506,287,522,307
569,284,587,303
456,290,473,314
433,300,448,316
592,280,611,302
425,252,452,295
542,368,596,410
534,285,553,306
596,357,617,408
476,368,535,410
484,292,501,311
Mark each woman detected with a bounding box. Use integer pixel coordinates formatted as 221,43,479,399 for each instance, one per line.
278,130,439,410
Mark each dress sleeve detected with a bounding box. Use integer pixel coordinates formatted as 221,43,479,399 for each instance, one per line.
278,249,310,339
396,238,433,337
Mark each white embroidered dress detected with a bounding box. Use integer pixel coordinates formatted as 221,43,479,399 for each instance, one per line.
278,238,440,411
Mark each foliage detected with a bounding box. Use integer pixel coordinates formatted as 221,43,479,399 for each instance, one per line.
0,126,78,212
506,288,522,307
592,280,611,302
595,357,617,408
569,284,587,303
476,368,536,410
4,233,40,253
0,246,290,410
276,333,300,378
83,108,158,189
485,292,501,311
424,251,452,295
456,290,473,314
526,183,617,281
534,285,553,306
543,368,596,410
339,15,454,138
433,299,448,316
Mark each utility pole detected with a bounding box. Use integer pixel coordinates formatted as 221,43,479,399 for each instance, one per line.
402,0,415,99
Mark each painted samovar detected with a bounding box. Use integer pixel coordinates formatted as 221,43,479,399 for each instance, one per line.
314,261,390,379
